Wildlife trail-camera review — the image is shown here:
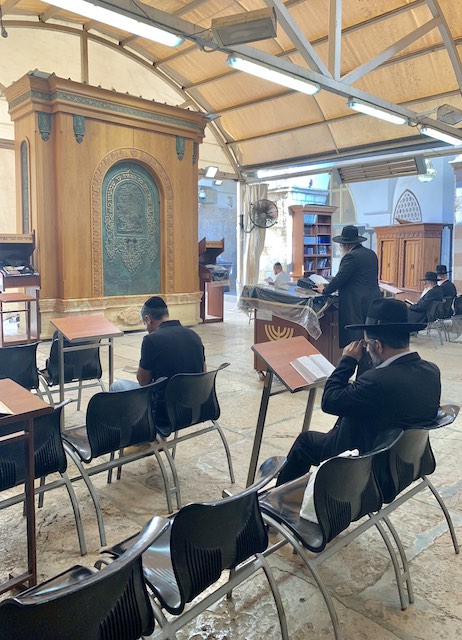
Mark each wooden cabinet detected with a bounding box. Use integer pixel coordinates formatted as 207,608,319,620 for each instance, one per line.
374,223,444,298
289,205,337,279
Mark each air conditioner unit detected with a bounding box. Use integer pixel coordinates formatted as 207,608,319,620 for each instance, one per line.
211,8,276,47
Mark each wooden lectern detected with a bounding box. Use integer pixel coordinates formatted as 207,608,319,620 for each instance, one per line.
198,238,226,323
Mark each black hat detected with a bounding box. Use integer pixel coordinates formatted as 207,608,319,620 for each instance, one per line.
420,271,438,282
346,298,427,333
436,264,448,276
332,225,367,244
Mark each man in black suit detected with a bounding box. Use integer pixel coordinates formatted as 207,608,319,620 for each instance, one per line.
436,264,457,299
407,271,443,324
313,225,380,374
277,298,441,485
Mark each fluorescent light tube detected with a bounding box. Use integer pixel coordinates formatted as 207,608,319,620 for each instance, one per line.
347,99,407,125
227,56,320,95
214,179,223,185
205,166,219,178
48,0,183,47
419,125,462,146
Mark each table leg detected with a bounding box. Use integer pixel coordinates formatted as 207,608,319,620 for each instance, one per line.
246,370,273,487
58,331,65,404
24,417,37,587
301,387,318,433
108,337,114,387
0,300,4,346
25,301,31,343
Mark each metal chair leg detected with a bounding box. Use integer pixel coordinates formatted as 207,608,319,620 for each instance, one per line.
60,471,87,556
424,476,460,554
213,420,235,484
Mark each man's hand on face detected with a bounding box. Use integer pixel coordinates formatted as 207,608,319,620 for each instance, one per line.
342,340,364,362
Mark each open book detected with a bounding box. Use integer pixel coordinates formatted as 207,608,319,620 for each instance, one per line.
0,400,14,417
290,353,336,383
308,274,330,286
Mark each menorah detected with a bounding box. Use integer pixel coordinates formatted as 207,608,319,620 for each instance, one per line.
264,324,294,341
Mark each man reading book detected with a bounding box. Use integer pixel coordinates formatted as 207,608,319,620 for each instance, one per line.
276,298,441,485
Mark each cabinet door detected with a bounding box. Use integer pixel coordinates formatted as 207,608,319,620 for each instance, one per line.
379,240,396,283
402,239,420,289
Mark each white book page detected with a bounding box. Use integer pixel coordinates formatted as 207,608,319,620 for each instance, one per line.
290,356,326,382
309,274,329,285
309,353,336,377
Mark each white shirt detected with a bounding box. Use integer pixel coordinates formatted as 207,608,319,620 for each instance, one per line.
273,270,291,287
375,351,411,369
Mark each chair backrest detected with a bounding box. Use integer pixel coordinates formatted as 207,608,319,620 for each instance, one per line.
0,342,40,391
85,381,162,458
0,405,66,491
373,405,460,503
46,331,102,385
453,295,462,316
0,517,167,640
168,456,277,613
440,298,454,319
314,428,403,545
427,300,445,323
164,363,229,432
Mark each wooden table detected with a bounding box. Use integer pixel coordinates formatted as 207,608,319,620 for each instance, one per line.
50,315,123,404
247,336,327,487
0,379,53,593
0,292,38,346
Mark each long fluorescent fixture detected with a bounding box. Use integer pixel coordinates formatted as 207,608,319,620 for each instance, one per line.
347,99,407,125
48,0,184,47
419,125,462,146
227,56,320,95
205,166,219,178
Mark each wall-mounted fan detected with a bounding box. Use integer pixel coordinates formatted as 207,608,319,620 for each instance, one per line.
243,199,278,232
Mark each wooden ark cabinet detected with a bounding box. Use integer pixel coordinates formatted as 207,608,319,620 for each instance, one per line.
374,223,444,298
289,205,337,279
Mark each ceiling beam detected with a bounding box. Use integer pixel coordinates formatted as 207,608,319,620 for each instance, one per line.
425,0,462,92
39,6,60,22
264,0,332,77
342,16,442,84
328,0,342,80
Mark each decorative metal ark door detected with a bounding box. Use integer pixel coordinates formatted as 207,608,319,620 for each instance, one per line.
102,162,160,296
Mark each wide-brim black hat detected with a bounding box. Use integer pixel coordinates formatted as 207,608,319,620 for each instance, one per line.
436,264,449,276
346,298,427,333
332,225,367,243
419,271,438,282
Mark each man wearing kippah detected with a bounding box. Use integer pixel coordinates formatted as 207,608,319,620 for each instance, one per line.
111,296,205,436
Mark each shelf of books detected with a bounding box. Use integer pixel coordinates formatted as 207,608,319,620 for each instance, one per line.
289,204,337,279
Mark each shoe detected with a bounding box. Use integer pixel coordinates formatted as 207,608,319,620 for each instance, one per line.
122,443,151,455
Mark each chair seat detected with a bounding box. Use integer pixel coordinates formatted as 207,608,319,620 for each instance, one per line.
62,427,93,463
20,566,96,602
259,476,325,552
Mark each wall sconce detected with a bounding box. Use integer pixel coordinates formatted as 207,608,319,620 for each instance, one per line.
198,188,207,201
417,159,437,183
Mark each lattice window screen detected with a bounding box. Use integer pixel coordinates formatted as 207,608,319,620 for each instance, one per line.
394,189,422,223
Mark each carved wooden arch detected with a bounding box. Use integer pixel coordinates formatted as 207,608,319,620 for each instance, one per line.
91,147,174,296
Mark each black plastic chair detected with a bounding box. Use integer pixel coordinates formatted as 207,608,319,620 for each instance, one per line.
0,403,86,555
103,457,289,640
0,516,168,640
373,405,460,555
426,299,453,344
0,342,42,395
259,429,405,640
39,331,105,410
160,362,235,508
62,379,173,546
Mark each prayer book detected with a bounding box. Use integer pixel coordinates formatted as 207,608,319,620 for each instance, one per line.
290,353,335,383
307,274,329,286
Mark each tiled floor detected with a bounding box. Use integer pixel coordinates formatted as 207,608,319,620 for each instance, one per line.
1,296,462,639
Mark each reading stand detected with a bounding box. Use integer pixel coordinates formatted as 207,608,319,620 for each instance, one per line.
247,336,327,487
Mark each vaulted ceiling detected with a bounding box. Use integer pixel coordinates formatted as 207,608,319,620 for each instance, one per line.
1,0,462,180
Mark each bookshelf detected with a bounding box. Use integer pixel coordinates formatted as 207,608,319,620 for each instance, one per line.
289,205,337,279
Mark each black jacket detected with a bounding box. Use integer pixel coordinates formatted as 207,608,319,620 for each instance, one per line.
408,285,443,323
320,352,441,456
323,244,380,347
439,279,457,299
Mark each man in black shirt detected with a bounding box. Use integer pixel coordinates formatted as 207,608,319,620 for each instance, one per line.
436,264,457,299
111,296,205,435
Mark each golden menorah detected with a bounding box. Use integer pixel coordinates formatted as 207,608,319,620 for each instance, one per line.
264,324,294,341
